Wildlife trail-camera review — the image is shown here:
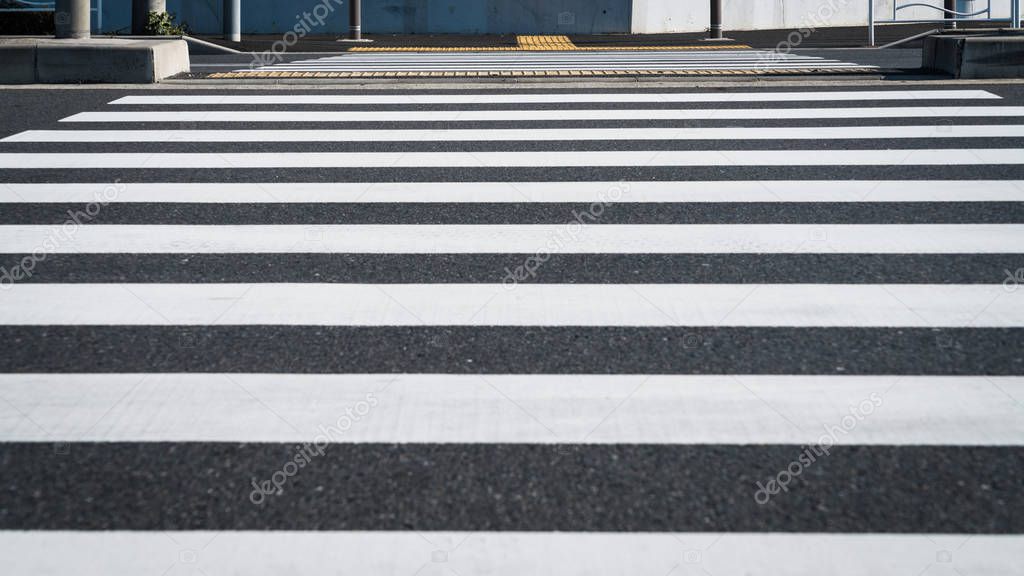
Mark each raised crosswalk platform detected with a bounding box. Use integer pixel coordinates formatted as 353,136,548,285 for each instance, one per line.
210,49,878,78
0,85,1022,574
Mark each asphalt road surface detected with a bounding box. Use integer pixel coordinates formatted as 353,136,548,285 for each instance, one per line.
0,83,1022,574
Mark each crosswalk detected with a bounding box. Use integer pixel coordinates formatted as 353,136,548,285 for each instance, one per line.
214,49,876,78
1,86,1023,574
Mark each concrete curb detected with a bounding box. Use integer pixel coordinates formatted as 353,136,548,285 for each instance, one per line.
924,30,1024,79
0,37,190,84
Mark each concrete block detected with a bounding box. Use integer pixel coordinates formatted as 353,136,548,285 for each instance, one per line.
148,37,190,80
922,35,964,75
959,36,1024,79
0,44,37,84
0,37,189,83
924,31,1024,79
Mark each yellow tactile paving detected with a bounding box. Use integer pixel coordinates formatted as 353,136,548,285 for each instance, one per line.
209,67,875,80
348,43,752,52
515,35,576,50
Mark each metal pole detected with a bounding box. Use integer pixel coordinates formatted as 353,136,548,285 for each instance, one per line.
1013,0,1021,28
131,0,165,35
868,0,874,46
55,0,91,38
224,0,241,42
944,0,956,28
709,0,723,39
349,0,362,40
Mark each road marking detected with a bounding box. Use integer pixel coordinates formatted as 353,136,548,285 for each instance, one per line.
1,531,1020,576
237,49,877,74
2,374,1021,444
251,55,847,64
10,125,1024,143
2,224,1019,253
1,284,1020,327
3,149,1023,168
4,181,1022,203
249,63,861,70
208,68,875,78
256,49,818,57
109,90,1002,105
59,106,1024,123
346,44,754,51
255,60,866,69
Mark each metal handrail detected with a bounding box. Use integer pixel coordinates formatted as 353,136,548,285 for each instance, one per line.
0,0,56,9
870,0,1021,45
897,1,992,17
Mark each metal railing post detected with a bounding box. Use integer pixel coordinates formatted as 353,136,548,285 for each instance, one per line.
709,0,723,39
223,0,240,42
868,0,875,46
349,0,362,40
54,0,90,38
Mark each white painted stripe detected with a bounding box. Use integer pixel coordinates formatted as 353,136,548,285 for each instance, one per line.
3,374,1021,445
10,125,1024,143
250,61,868,68
5,181,1022,203
2,149,1022,168
59,106,1024,122
242,55,867,69
251,57,846,64
250,55,839,64
254,57,846,62
290,49,809,56
294,50,812,57
0,284,1019,327
2,224,1019,254
2,531,1020,576
251,64,871,71
252,61,860,69
110,90,1000,105
256,55,815,60
276,51,825,59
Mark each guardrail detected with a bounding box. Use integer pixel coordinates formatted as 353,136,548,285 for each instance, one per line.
0,0,102,31
869,0,1021,45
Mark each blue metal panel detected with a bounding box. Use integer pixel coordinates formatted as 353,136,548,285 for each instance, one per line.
166,0,223,33
364,0,427,33
97,0,129,32
167,0,350,34
428,0,487,34
97,0,631,35
486,0,631,34
361,0,631,35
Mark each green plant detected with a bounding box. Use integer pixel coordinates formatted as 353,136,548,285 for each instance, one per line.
145,11,189,36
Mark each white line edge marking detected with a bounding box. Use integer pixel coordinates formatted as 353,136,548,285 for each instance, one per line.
0,531,1020,576
3,181,1023,203
2,374,1022,444
0,284,1020,327
0,224,1020,254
